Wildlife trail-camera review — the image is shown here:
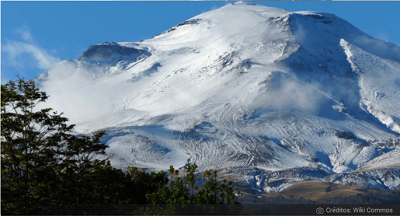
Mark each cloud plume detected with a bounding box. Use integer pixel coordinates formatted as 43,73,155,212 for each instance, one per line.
2,26,61,71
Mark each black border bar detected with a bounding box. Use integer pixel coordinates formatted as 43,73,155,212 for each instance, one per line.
9,204,400,215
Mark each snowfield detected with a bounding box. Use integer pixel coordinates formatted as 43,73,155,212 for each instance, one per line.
36,2,400,193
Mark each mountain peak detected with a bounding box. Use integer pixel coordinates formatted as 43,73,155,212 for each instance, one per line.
36,3,400,192
232,1,255,5
77,41,150,64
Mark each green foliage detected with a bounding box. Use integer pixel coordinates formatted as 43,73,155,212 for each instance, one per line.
1,79,167,214
142,159,242,215
126,166,168,204
2,78,78,214
1,78,241,215
195,169,237,204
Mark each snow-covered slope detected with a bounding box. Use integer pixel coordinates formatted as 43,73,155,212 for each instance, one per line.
35,3,400,191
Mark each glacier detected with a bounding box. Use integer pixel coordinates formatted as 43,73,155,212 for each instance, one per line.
35,3,400,193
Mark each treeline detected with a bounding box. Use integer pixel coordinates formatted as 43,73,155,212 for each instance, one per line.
1,79,241,215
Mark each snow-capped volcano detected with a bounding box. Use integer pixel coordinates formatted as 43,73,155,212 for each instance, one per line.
36,3,400,192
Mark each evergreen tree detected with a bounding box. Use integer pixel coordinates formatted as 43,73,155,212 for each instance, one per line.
2,78,79,214
143,159,242,215
1,79,168,214
1,79,241,215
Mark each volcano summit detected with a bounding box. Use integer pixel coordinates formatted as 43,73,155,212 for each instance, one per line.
36,3,400,193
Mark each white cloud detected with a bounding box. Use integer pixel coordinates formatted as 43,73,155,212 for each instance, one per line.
15,25,35,43
2,26,61,71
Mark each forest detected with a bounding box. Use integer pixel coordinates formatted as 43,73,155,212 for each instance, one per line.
1,79,241,215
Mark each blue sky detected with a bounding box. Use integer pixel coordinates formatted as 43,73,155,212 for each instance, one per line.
2,1,400,84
